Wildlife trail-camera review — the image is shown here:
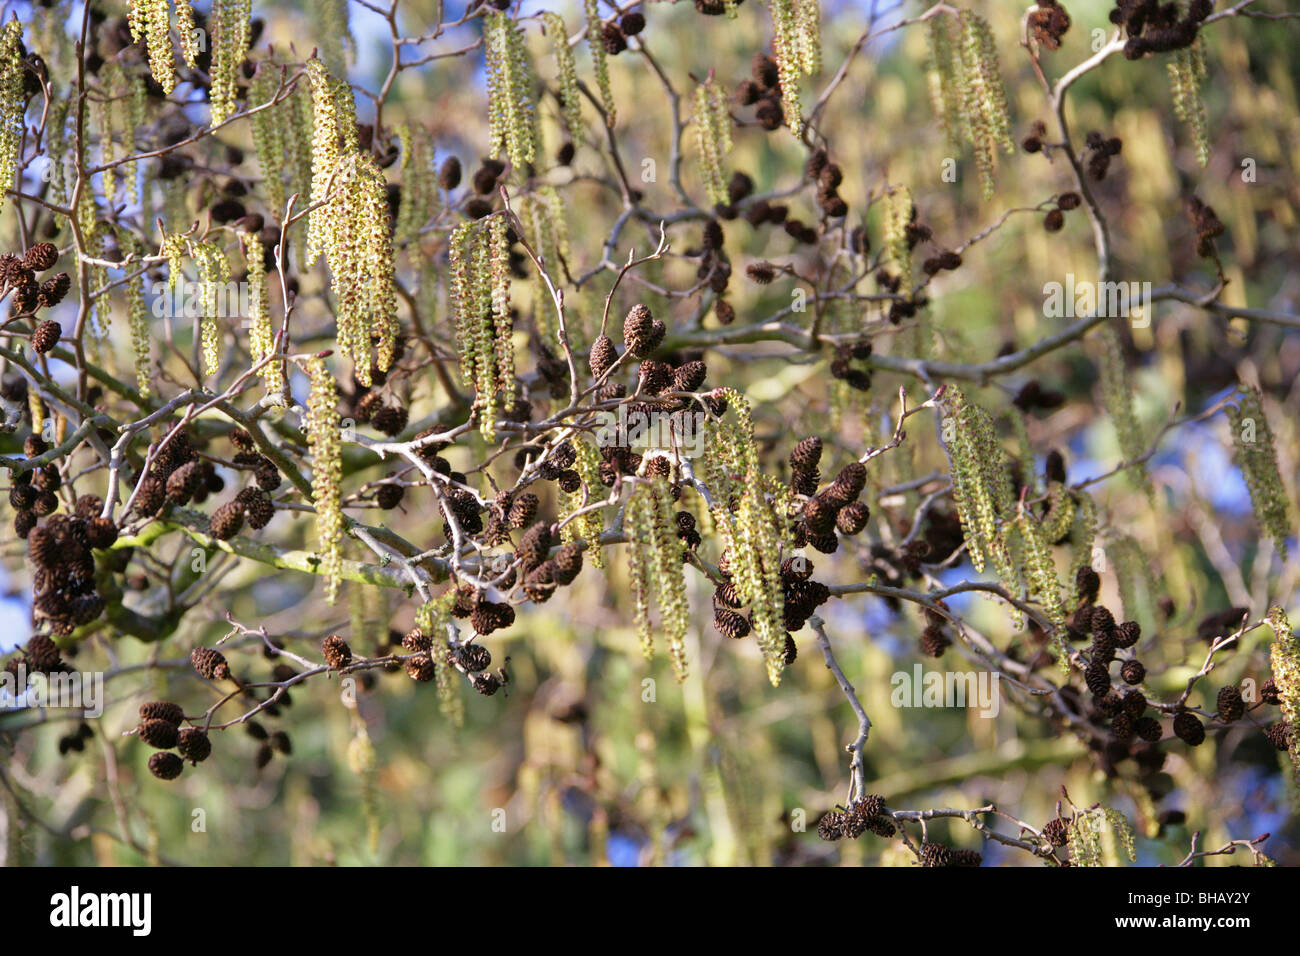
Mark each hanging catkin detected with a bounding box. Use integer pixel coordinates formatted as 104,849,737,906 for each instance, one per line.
449,219,514,440
175,0,200,67
128,0,175,94
769,0,821,131
241,229,283,396
249,64,288,217
394,123,438,244
0,21,24,216
122,231,152,397
1266,606,1300,794
1168,36,1209,168
693,75,732,206
626,478,690,681
584,0,615,127
1227,386,1292,559
304,58,397,382
933,9,1015,200
522,185,569,347
306,354,344,605
882,185,914,290
925,15,963,150
306,57,344,265
193,241,230,377
484,10,538,170
309,0,355,77
703,389,787,685
1097,323,1150,493
543,12,584,143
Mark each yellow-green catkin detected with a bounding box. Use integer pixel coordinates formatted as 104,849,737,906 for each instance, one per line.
128,0,175,94
487,214,515,410
1039,481,1074,546
44,97,71,208
543,12,584,143
626,477,690,680
85,221,111,342
306,355,344,605
1266,606,1300,794
1067,811,1102,867
944,387,1013,576
1018,507,1066,642
162,233,187,289
484,10,537,170
304,59,396,381
209,0,252,117
561,436,605,569
418,590,463,725
330,152,398,383
119,67,145,206
241,229,283,396
305,57,345,265
1102,808,1138,863
394,123,437,245
1107,533,1155,626
449,220,508,440
706,389,787,684
882,185,913,290
93,62,144,205
957,10,1014,200
1168,36,1209,168
522,185,569,347
584,0,615,127
90,87,114,203
1097,323,1150,493
0,20,24,216
925,15,963,150
193,241,230,377
309,0,355,77
287,81,315,225
693,75,732,206
1227,386,1292,560
174,0,200,67
27,390,45,439
769,0,820,132
345,714,380,852
249,64,288,217
122,231,151,397
1068,489,1098,600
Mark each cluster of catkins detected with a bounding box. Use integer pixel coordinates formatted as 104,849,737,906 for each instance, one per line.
1114,0,1214,59
787,437,871,554
1,242,70,351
